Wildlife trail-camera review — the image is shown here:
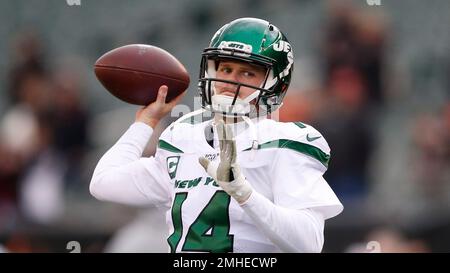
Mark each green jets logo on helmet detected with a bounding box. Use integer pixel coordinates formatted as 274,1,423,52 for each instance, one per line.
198,17,294,116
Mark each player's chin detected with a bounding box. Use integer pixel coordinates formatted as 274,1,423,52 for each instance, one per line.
220,92,237,97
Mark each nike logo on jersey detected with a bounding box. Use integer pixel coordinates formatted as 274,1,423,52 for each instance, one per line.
306,134,321,142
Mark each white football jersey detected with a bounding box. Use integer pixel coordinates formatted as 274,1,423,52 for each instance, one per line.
138,114,343,253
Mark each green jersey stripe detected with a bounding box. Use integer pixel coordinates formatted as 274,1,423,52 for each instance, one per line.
158,140,184,153
293,121,306,129
244,139,330,167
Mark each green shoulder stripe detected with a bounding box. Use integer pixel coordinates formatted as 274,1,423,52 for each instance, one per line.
244,139,330,167
293,122,306,129
158,140,184,153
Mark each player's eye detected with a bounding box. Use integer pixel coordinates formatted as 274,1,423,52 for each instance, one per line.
219,67,232,74
242,71,255,77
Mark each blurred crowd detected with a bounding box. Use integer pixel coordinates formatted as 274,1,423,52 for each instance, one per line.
0,31,90,251
280,2,386,202
279,1,449,252
1,0,449,253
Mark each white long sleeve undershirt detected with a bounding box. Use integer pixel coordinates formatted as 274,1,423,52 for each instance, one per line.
240,190,325,253
90,122,171,207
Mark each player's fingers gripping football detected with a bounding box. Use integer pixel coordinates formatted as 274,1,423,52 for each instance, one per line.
135,85,184,128
167,88,186,108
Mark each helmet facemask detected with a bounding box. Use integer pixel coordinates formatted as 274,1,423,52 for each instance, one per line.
198,48,284,118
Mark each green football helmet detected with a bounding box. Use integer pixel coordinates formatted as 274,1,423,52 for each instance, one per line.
198,17,294,116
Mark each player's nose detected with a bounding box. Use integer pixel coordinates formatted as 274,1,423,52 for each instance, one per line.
216,80,237,93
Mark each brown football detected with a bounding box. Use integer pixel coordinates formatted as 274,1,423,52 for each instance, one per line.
94,44,190,105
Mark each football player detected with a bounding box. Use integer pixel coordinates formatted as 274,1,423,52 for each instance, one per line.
90,17,343,253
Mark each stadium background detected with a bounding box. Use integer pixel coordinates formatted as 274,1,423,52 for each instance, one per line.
0,0,449,252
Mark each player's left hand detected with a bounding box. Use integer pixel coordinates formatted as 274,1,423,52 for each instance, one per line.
199,120,253,204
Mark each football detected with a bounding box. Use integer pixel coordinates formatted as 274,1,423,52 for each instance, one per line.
94,44,190,105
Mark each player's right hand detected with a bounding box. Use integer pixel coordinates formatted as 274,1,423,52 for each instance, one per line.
135,85,186,129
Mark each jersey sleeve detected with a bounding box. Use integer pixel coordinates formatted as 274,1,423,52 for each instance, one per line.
269,127,343,220
90,122,172,208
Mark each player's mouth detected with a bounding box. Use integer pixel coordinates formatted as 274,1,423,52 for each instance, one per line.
219,90,237,97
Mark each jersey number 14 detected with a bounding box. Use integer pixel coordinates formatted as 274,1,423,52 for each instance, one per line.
167,191,234,253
